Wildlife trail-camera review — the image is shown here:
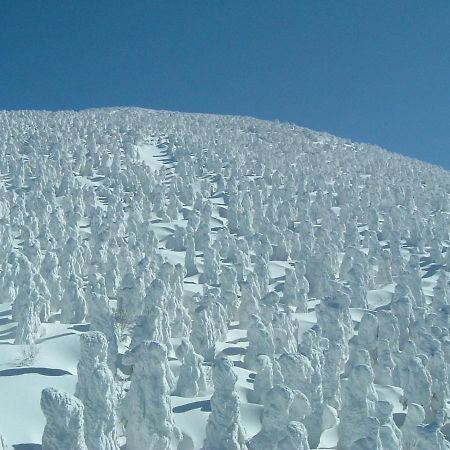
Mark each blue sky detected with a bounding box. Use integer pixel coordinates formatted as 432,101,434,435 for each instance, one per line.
1,1,449,169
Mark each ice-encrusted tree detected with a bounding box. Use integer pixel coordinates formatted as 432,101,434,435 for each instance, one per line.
41,387,87,450
377,310,400,353
190,296,227,362
348,263,368,309
348,417,382,450
200,243,220,286
322,340,343,410
414,409,447,450
204,356,246,450
248,384,294,450
11,254,34,322
219,264,240,320
337,364,377,450
401,403,425,450
278,420,310,450
445,245,450,271
401,356,433,419
293,262,309,312
283,267,305,312
195,210,212,252
75,332,119,450
288,389,311,433
121,341,181,450
376,249,393,286
373,339,395,385
404,254,426,307
238,280,261,328
131,279,171,350
169,263,191,337
302,368,324,447
277,350,324,446
254,254,270,297
245,314,275,370
61,272,87,324
175,338,207,397
116,270,145,326
315,291,353,367
190,303,217,362
168,224,186,251
14,288,41,345
86,275,118,372
391,290,413,350
355,311,378,363
0,260,16,307
40,250,62,311
374,400,402,450
252,354,274,404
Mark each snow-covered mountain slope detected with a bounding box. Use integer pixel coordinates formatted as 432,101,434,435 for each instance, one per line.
0,107,450,449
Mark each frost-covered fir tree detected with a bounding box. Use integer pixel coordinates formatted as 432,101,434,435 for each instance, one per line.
121,341,181,450
238,280,261,328
252,354,274,405
86,275,118,372
204,357,246,450
283,267,307,312
116,271,144,326
75,332,119,450
131,280,171,350
401,403,425,450
248,384,294,450
61,272,87,324
41,387,87,450
322,340,343,410
278,420,310,450
175,338,207,397
374,400,402,450
219,264,240,320
245,314,275,370
14,288,41,345
190,303,217,362
190,294,227,362
338,364,377,450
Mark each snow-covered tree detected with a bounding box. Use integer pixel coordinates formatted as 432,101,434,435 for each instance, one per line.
41,387,87,450
204,357,246,450
14,288,41,345
86,276,118,372
252,354,274,405
245,314,275,370
338,364,377,450
75,332,119,450
248,384,294,450
175,338,207,397
121,341,181,450
374,400,402,450
61,272,87,324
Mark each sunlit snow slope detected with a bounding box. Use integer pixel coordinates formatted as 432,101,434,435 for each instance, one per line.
0,108,450,449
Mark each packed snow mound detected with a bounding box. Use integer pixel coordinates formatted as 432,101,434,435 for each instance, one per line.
0,107,450,449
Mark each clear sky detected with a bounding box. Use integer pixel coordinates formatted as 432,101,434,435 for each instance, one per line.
1,1,449,169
